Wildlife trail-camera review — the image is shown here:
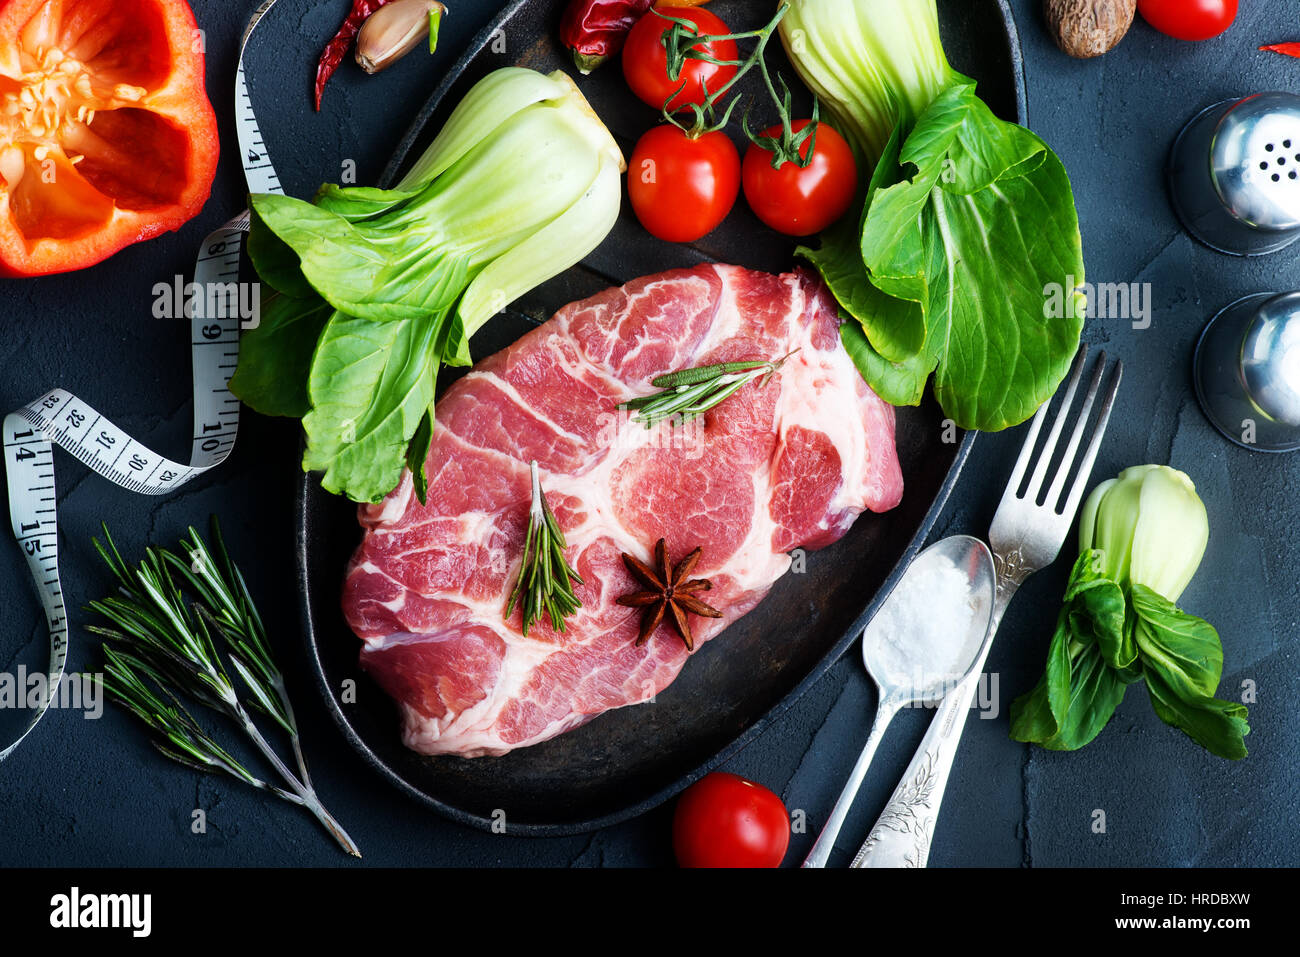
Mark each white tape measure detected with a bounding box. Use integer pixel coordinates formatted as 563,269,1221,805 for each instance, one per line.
1,0,285,761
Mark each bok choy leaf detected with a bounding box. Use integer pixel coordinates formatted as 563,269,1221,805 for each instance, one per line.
231,68,624,503
780,0,1086,431
1010,467,1249,760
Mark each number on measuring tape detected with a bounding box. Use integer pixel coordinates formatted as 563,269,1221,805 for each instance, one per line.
0,0,286,762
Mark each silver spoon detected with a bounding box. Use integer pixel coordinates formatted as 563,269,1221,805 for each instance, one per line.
802,535,996,868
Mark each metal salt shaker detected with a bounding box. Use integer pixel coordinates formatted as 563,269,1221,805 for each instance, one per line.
1194,291,1300,452
1168,92,1300,256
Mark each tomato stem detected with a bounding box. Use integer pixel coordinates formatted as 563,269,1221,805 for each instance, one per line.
744,66,820,170
656,3,791,139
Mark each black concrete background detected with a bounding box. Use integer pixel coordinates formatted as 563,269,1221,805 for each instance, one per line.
0,0,1295,867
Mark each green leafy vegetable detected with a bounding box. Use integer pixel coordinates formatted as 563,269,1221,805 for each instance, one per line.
231,67,624,503
298,309,448,502
1079,464,1209,604
227,293,332,419
776,0,955,163
1007,551,1130,751
1131,586,1249,760
1010,466,1249,760
779,0,1085,431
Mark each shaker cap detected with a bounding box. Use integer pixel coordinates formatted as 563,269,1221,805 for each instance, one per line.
1212,92,1300,232
1242,291,1300,426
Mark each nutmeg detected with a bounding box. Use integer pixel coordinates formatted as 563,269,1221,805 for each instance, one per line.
1044,0,1136,59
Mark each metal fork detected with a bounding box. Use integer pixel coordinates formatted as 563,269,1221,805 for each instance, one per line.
849,346,1123,868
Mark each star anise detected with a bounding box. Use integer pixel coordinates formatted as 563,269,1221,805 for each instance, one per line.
617,538,722,652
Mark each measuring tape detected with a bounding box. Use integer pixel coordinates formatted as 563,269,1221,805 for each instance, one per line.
0,0,285,761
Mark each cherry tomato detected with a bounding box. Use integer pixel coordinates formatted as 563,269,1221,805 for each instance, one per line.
628,125,740,242
673,772,790,868
622,6,738,112
742,121,858,237
1137,0,1237,42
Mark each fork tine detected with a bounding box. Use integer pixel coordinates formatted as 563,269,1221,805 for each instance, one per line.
1024,345,1089,499
1059,358,1124,520
1044,352,1109,511
1002,390,1052,506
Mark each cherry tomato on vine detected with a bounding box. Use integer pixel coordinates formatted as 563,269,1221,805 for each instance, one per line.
628,125,740,242
1137,0,1236,42
742,120,858,237
673,772,790,868
622,6,738,112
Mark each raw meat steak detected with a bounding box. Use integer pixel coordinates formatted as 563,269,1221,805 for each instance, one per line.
342,264,903,757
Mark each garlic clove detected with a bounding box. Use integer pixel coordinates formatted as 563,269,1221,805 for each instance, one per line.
356,0,446,75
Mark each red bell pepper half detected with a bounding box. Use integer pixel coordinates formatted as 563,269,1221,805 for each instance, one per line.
0,0,219,277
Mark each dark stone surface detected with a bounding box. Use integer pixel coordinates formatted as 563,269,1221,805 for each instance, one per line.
0,0,1295,867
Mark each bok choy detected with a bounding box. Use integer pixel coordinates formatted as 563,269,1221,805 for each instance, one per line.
230,68,625,503
780,0,1086,431
1009,466,1249,760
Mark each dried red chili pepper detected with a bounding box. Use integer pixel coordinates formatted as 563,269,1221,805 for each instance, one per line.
1261,42,1300,59
560,0,655,74
316,0,395,110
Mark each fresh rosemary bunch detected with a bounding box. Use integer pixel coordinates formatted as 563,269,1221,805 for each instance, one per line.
86,518,360,857
620,351,798,428
505,460,584,636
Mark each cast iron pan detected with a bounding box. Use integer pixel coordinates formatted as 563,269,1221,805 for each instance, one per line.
297,0,1026,836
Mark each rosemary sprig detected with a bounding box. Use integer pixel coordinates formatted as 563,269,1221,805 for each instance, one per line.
86,518,360,857
505,461,584,636
620,351,798,428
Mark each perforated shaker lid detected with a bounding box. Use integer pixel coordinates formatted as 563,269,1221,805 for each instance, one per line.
1212,92,1300,231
